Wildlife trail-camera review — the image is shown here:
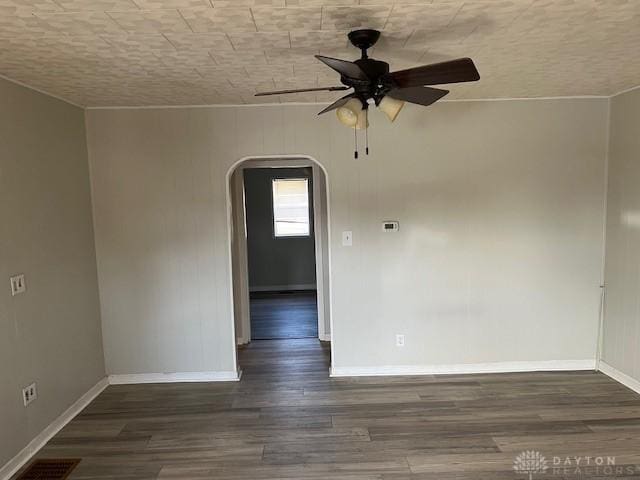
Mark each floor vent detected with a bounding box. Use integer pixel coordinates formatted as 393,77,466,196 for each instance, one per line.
17,459,81,479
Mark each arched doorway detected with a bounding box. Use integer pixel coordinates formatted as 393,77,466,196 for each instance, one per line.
225,155,333,375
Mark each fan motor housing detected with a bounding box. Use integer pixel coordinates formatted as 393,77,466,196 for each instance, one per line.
354,58,389,80
342,58,391,106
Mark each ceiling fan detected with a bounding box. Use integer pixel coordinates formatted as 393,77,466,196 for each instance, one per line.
255,29,480,149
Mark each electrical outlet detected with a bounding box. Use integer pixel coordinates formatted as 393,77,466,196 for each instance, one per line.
10,274,26,296
396,334,405,347
22,383,37,407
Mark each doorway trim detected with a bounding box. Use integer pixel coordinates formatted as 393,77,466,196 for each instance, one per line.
225,154,334,374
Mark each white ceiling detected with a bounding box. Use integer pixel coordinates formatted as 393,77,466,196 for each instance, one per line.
1,0,639,107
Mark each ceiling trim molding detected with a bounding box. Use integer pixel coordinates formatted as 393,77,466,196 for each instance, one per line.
610,84,640,98
442,95,608,102
85,94,612,111
0,74,83,109
1,72,636,111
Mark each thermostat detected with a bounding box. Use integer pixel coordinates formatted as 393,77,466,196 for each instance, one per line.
382,221,399,232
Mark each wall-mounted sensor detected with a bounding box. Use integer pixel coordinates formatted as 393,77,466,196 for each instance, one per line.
382,221,399,232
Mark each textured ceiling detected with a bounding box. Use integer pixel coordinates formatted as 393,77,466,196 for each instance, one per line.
1,0,639,107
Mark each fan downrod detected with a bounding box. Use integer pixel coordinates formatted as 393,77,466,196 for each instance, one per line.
348,29,380,58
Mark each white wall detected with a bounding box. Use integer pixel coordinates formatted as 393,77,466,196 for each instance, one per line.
0,78,105,468
85,98,608,376
602,87,640,384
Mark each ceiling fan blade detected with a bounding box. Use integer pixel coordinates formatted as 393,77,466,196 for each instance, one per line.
315,55,368,81
386,86,449,106
255,86,349,97
317,93,356,115
389,58,480,88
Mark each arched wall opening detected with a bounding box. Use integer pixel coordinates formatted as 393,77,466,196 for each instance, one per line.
225,155,333,375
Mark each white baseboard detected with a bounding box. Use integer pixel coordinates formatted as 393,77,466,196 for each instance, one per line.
599,361,640,395
330,359,596,377
108,370,240,384
249,284,316,292
0,377,109,480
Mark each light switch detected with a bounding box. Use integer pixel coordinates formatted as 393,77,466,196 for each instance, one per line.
10,274,26,296
342,231,353,246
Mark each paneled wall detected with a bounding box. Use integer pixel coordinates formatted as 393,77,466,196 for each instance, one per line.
0,78,104,468
602,88,640,383
86,98,608,375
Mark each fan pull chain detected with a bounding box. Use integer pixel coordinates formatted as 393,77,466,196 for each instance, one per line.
354,125,358,159
365,109,369,156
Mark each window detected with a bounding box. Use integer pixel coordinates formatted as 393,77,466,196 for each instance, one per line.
272,178,310,237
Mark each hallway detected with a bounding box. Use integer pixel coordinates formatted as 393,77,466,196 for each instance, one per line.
250,291,318,340
17,339,640,479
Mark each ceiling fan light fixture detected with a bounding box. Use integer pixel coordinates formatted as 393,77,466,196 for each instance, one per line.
254,30,480,149
378,96,405,122
336,98,368,130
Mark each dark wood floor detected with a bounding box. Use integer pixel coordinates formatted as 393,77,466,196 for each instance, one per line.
250,291,318,340
18,339,640,479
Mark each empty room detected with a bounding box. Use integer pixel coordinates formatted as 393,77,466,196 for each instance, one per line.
2,1,640,479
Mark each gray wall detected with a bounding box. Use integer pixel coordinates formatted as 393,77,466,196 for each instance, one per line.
244,167,316,291
85,98,608,376
602,88,640,382
0,79,105,468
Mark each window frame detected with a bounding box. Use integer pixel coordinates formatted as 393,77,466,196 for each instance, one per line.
271,176,312,239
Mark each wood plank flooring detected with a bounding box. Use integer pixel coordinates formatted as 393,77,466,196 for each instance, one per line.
250,291,318,340
18,339,640,479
